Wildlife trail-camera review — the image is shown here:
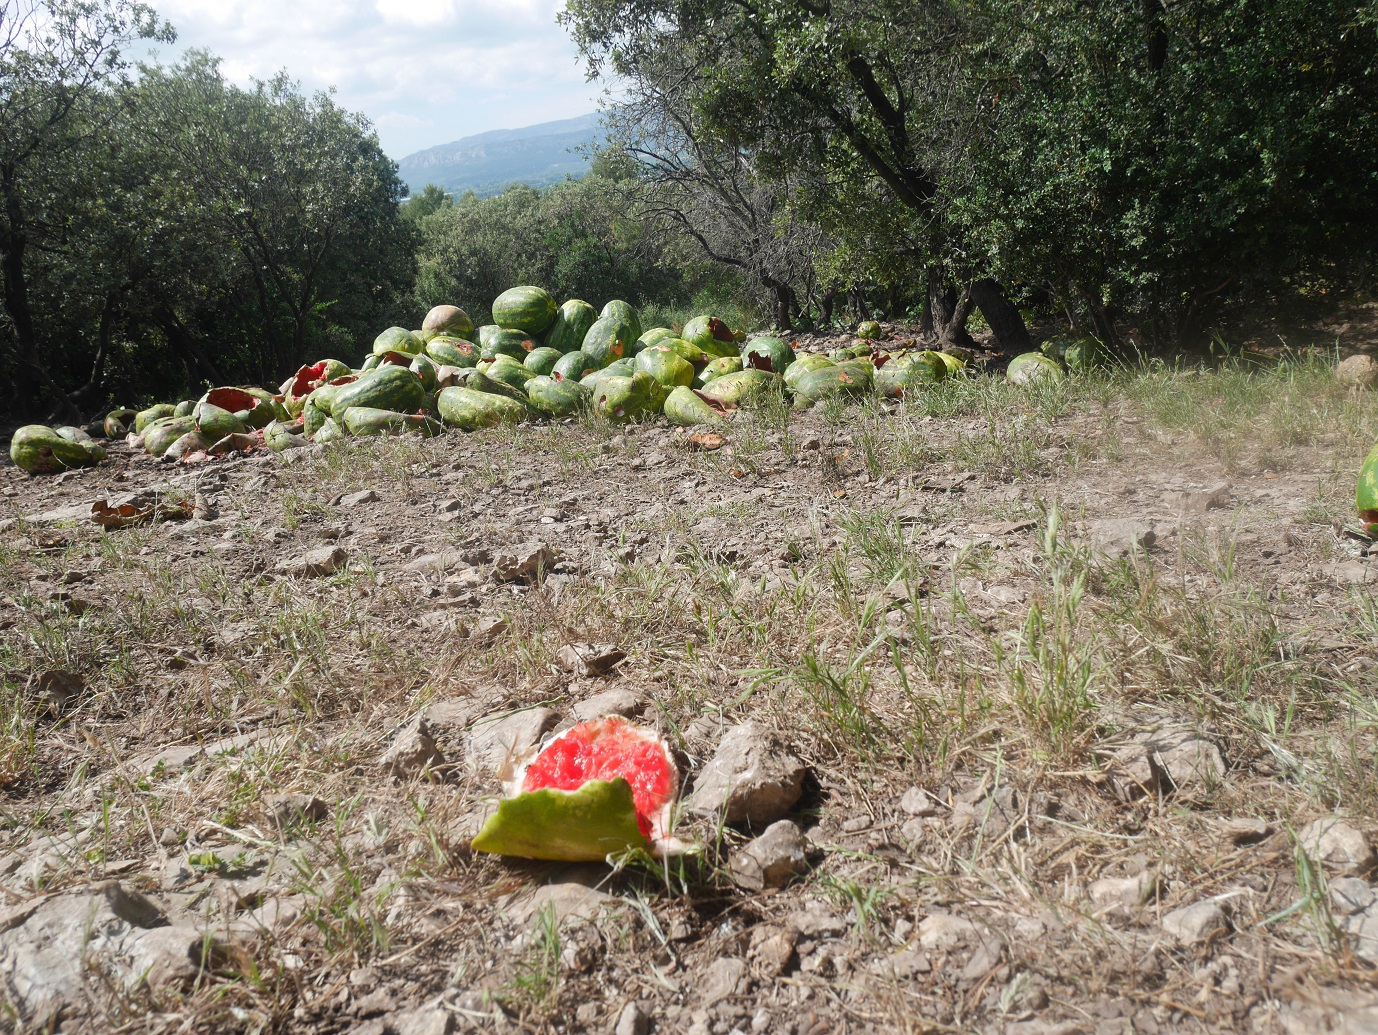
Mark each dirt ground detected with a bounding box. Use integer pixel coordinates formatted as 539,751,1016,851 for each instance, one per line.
3,342,1378,1035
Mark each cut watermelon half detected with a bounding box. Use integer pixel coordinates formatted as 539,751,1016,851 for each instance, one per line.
472,716,680,862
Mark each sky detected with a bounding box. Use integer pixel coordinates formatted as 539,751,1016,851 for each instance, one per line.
142,0,606,159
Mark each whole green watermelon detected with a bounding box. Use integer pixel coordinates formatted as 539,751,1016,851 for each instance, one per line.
426,336,479,368
374,326,424,357
524,347,563,376
545,300,598,353
583,315,637,368
527,375,591,418
742,336,795,374
553,351,596,381
599,300,642,347
332,365,426,418
437,386,530,430
422,305,475,342
492,286,558,335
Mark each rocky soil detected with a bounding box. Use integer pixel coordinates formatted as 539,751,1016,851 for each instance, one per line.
3,356,1378,1033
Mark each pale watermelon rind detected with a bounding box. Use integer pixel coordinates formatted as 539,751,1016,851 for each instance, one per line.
470,778,649,862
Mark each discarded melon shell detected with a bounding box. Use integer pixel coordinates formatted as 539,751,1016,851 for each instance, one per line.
664,386,728,427
1007,352,1065,385
1357,441,1378,527
471,778,649,862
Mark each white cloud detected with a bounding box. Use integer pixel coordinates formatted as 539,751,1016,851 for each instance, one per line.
143,0,603,157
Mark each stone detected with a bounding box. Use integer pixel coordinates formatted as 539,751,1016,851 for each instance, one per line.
1336,354,1378,389
0,881,216,1022
1160,901,1226,946
1175,481,1233,513
492,541,555,582
1300,818,1376,874
470,616,509,643
899,786,936,816
686,721,808,827
787,904,847,939
1330,877,1376,916
32,669,83,716
918,913,981,952
338,489,380,508
378,718,445,778
277,545,346,578
1087,872,1155,917
699,957,747,1005
750,926,797,977
1084,517,1159,558
555,643,626,676
570,688,647,722
390,1006,454,1035
266,792,328,831
614,1001,651,1035
1218,817,1272,844
871,948,931,979
505,882,622,925
730,820,810,891
466,708,560,773
1344,910,1378,964
1157,738,1226,790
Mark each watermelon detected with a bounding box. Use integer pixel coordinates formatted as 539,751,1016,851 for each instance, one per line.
485,354,537,391
314,417,345,443
600,300,642,347
527,375,591,418
582,314,635,368
282,359,352,415
472,717,679,860
373,326,424,357
681,316,738,358
10,426,100,474
54,426,104,464
742,336,795,374
165,430,211,460
698,369,780,407
492,286,558,335
524,347,563,376
662,337,715,371
637,327,675,351
342,407,442,437
437,386,530,430
593,371,664,423
1357,441,1378,533
695,356,742,388
134,404,175,433
173,400,195,418
553,351,596,381
635,345,695,388
422,304,475,342
331,366,426,418
427,336,479,368
874,351,947,397
265,420,307,453
410,353,439,393
482,327,541,361
192,401,247,441
1007,352,1065,385
545,300,599,353
142,416,197,456
664,386,729,427
792,363,871,405
856,320,882,340
104,407,137,437
783,353,834,392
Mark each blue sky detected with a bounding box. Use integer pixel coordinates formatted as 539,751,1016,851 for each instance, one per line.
146,0,605,159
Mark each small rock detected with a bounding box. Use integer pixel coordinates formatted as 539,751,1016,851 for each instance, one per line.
1330,877,1375,916
1218,817,1272,844
699,957,747,1005
1160,901,1227,946
470,615,508,643
492,541,555,582
900,786,936,816
389,1006,454,1035
1336,354,1378,389
277,545,346,578
127,924,224,992
1175,481,1232,513
505,881,622,925
1343,909,1378,963
614,1001,651,1035
1087,872,1155,917
1157,738,1226,790
750,926,797,976
1084,517,1160,558
918,913,981,951
787,903,847,938
338,489,380,508
686,721,808,827
378,719,445,778
872,948,931,979
1299,817,1376,874
730,820,810,890
570,688,647,722
266,793,328,831
899,817,927,842
466,708,560,772
32,670,83,716
555,642,626,676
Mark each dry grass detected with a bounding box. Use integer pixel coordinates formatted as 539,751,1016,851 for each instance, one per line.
2,352,1377,1031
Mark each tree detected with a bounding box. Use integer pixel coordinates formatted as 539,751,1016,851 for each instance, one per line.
0,0,172,417
402,184,452,223
561,0,1034,351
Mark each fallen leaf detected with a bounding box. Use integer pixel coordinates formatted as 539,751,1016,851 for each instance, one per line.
90,498,193,529
687,432,726,451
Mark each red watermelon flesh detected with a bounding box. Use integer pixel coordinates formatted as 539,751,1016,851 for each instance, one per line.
518,717,677,840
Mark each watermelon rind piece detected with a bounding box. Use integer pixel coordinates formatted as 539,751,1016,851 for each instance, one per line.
1007,352,1065,385
1357,441,1378,523
471,778,649,862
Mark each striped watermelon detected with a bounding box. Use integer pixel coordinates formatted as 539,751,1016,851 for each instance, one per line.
492,286,558,335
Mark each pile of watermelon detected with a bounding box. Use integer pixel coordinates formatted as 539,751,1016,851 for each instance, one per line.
9,284,981,474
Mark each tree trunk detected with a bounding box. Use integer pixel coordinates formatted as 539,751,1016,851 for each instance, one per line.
924,269,975,348
968,278,1033,356
69,293,115,409
160,313,225,386
1,169,80,422
819,288,837,328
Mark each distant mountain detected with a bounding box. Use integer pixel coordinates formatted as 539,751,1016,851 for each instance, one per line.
397,113,602,199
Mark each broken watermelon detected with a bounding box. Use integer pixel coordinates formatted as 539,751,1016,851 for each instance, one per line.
471,717,679,862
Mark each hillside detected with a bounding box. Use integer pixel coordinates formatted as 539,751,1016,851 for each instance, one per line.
397,113,600,198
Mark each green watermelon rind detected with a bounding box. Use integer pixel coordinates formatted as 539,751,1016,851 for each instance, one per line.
492,286,558,335
1357,441,1378,522
331,366,425,419
470,778,649,862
